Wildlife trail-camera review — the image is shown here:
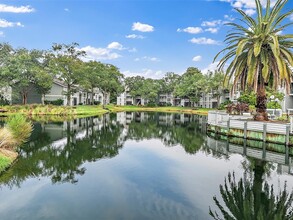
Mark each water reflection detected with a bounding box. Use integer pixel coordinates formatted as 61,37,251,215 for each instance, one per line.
0,112,293,219
0,112,206,187
210,159,293,220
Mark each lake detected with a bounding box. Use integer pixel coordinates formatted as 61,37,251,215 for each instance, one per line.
0,112,293,220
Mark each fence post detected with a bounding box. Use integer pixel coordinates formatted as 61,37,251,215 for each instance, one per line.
244,121,248,139
286,124,290,146
263,123,267,142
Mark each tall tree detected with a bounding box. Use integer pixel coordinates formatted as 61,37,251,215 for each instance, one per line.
49,43,86,106
175,67,206,106
80,61,105,105
98,64,124,107
206,71,227,108
214,0,293,120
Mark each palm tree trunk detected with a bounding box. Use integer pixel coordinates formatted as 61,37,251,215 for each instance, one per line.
255,76,268,121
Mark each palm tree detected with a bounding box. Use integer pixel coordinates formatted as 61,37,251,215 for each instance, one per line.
215,0,293,121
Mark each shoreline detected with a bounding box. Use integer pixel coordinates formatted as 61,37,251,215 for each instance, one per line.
0,105,210,117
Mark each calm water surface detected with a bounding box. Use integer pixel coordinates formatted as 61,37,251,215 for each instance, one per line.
0,112,293,220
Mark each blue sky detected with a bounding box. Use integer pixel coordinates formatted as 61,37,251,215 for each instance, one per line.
0,0,292,78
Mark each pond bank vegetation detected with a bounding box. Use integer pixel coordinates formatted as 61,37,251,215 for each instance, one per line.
0,115,33,173
0,104,211,117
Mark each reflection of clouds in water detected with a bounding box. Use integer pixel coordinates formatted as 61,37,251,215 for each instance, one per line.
0,179,49,219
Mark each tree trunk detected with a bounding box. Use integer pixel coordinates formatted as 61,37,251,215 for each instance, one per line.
67,84,71,106
42,94,45,105
102,92,105,109
22,92,27,105
254,77,268,121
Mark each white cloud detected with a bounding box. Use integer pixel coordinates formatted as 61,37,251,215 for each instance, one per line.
80,46,121,61
192,56,202,62
244,9,256,16
64,8,70,12
220,0,277,13
125,34,145,39
0,31,4,37
107,42,125,50
202,62,220,74
177,27,203,34
201,20,222,27
290,14,293,21
189,37,220,45
0,4,34,13
0,19,23,27
128,48,137,53
122,69,164,79
132,22,154,32
135,56,160,62
205,28,219,33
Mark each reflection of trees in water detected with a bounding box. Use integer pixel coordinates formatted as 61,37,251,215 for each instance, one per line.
0,115,125,187
126,113,205,154
210,158,293,220
0,113,205,187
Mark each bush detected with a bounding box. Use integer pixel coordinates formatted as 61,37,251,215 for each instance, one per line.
267,101,281,109
0,94,9,106
93,101,101,105
146,102,157,107
226,103,249,115
78,103,83,105
237,92,256,105
4,115,33,149
44,99,64,106
218,100,232,110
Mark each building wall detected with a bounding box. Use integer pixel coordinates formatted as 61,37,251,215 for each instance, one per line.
12,84,42,104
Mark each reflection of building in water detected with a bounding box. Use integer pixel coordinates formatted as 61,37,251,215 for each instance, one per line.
206,136,293,175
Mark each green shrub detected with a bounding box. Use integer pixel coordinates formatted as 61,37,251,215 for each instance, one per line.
93,101,101,105
237,92,256,105
6,114,33,147
44,99,64,106
218,100,232,110
267,101,281,109
146,102,157,107
0,94,9,106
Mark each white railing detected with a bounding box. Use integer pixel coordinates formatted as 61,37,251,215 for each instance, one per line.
208,111,291,135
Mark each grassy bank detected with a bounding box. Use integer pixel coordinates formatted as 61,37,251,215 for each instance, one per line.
0,104,211,117
108,105,210,115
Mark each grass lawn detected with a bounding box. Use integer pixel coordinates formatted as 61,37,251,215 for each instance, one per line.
0,104,212,117
107,105,211,115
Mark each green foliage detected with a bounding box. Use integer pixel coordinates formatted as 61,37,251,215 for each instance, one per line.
6,115,33,148
175,67,205,104
237,92,257,105
218,100,232,110
0,155,12,172
276,115,289,122
0,94,9,106
267,101,281,109
210,171,293,220
44,99,64,106
215,0,293,112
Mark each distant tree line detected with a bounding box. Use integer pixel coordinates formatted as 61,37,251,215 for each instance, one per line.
125,67,228,107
